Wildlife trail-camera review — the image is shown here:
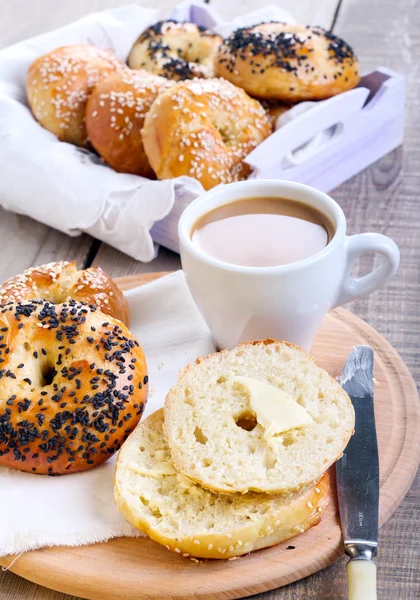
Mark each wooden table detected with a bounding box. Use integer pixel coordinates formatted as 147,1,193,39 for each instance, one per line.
0,0,418,598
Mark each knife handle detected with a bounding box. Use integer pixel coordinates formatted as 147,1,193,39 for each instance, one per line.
347,559,377,600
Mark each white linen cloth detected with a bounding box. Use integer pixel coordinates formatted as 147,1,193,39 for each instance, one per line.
0,271,215,558
0,2,294,261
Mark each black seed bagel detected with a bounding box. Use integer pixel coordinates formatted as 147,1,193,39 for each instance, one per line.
215,22,360,101
0,299,148,475
128,20,223,80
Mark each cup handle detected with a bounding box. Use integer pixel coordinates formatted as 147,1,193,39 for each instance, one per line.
333,233,400,308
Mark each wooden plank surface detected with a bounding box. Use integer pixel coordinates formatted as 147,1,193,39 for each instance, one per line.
0,0,419,599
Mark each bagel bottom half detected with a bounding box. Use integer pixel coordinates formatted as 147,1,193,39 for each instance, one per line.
114,409,330,559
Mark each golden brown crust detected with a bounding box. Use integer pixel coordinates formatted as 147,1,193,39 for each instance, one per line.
0,261,130,327
215,23,360,101
0,300,148,475
27,45,125,147
86,70,174,176
141,78,272,190
128,20,222,81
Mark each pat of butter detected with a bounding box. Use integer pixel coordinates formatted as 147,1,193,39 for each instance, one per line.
234,377,313,437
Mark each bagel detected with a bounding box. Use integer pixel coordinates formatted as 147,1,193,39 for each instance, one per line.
0,299,148,475
215,23,360,101
0,261,129,326
164,339,355,494
115,409,330,559
141,78,272,190
128,20,222,80
86,70,173,177
27,45,124,147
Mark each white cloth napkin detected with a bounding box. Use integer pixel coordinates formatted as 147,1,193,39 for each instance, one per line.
0,271,215,558
0,2,295,261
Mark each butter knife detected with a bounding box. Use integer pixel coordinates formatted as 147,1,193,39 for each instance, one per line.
336,345,379,600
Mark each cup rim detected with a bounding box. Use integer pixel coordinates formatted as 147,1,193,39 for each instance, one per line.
178,180,347,274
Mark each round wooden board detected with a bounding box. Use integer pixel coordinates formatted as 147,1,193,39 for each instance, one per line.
1,272,419,600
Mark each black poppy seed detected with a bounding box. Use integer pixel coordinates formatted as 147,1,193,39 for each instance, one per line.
17,363,24,369
18,323,24,329
33,351,38,359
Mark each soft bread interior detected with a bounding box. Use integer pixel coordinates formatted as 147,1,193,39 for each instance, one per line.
164,340,354,494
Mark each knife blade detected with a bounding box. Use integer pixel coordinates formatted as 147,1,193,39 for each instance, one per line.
336,345,379,600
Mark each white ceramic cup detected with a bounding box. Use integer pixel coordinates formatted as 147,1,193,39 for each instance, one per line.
178,180,400,350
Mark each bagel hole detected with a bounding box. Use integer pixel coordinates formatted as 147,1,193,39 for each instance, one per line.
41,363,57,387
235,411,257,432
194,426,208,445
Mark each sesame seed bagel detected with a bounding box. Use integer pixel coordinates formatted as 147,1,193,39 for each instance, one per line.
0,261,129,326
115,409,330,559
0,299,148,475
141,78,272,190
164,340,355,494
27,45,124,147
86,70,173,177
128,20,222,81
215,23,360,102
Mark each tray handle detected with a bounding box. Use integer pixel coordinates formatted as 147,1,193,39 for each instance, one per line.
246,87,370,172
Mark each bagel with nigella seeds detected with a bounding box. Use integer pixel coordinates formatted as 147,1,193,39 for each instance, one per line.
128,20,223,80
85,69,174,177
27,45,125,147
215,23,360,102
0,261,130,326
0,300,148,475
141,78,272,190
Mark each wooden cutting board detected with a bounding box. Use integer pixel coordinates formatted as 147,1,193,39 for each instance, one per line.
1,272,419,600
